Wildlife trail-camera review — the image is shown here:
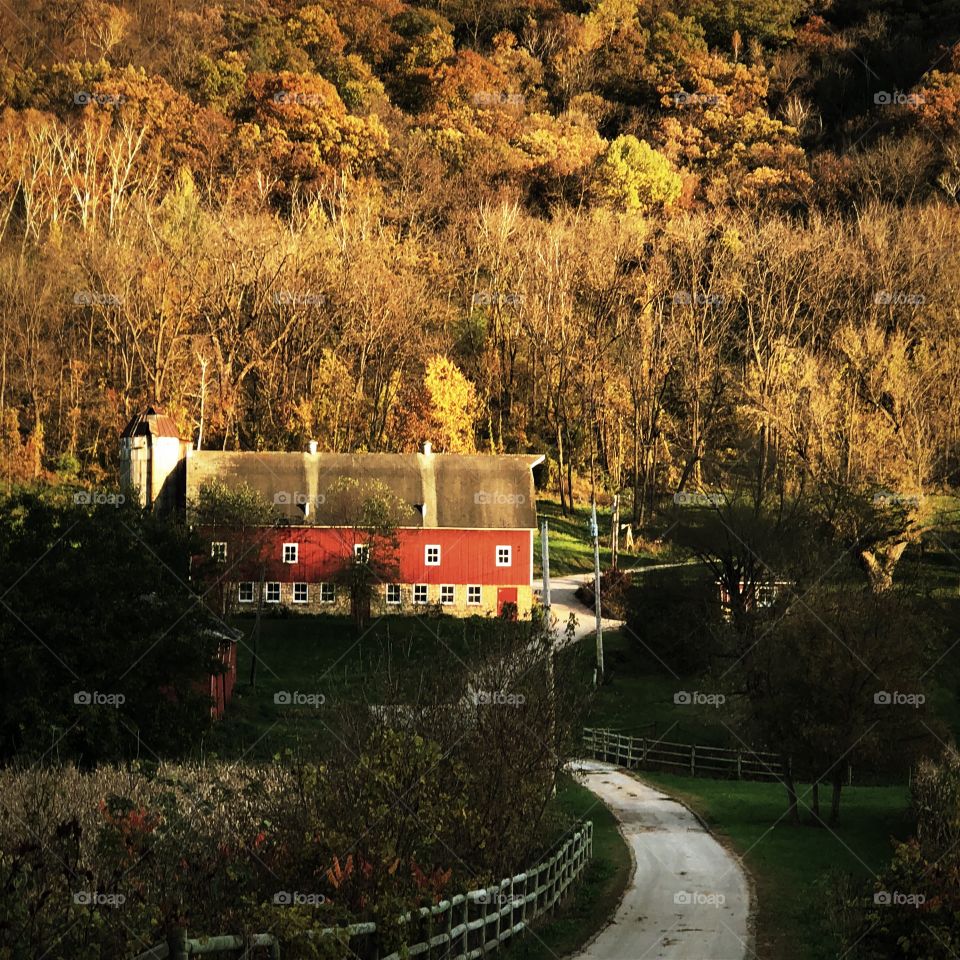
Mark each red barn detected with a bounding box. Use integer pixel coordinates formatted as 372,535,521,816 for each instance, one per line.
120,410,543,618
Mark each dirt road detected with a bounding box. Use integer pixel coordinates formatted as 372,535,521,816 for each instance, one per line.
569,760,751,960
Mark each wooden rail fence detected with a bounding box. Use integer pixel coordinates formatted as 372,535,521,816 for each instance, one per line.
583,727,785,781
133,821,593,960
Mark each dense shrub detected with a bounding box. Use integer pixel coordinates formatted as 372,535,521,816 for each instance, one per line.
0,614,588,956
837,749,960,959
0,490,223,766
575,567,633,621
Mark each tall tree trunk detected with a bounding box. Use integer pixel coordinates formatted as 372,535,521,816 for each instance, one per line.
860,542,908,593
249,561,264,689
555,420,567,515
610,494,620,569
632,406,641,526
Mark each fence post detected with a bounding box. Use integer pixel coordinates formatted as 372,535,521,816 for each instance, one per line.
484,888,493,953
690,744,696,776
737,750,742,780
642,737,647,766
168,928,188,960
495,883,502,948
446,896,453,956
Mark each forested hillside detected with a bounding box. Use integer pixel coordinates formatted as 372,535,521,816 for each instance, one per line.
2,0,960,513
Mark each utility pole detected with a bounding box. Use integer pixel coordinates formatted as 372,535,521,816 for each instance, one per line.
542,519,557,794
590,500,604,685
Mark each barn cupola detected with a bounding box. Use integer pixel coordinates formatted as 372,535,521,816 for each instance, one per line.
119,405,189,514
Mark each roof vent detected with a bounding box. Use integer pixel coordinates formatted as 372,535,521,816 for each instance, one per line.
422,441,432,456
307,440,318,455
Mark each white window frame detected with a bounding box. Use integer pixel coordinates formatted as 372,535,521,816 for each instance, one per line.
440,584,454,605
413,583,428,604
467,585,481,606
293,582,308,604
282,542,298,564
265,582,281,604
354,543,369,563
211,541,227,562
386,584,401,605
238,582,254,603
319,582,335,604
496,545,512,567
425,544,441,566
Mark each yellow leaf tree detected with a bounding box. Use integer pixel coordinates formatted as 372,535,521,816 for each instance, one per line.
423,354,477,452
594,134,682,212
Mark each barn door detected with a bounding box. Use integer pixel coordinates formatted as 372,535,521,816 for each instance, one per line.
497,587,518,619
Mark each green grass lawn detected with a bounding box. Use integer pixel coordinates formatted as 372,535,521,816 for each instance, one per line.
498,772,631,960
203,612,513,760
576,627,736,748
639,773,912,960
534,498,686,577
534,499,611,576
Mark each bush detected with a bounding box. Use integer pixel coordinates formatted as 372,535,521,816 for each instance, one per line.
575,568,633,621
0,489,224,765
0,761,336,959
839,749,960,959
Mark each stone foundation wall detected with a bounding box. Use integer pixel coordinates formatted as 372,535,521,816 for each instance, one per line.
232,582,533,618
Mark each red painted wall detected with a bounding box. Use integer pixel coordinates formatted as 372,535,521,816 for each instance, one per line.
200,527,533,586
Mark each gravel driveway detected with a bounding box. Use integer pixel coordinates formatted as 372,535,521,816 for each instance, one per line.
569,760,752,960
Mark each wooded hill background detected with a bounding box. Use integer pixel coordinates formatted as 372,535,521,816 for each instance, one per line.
2,0,960,520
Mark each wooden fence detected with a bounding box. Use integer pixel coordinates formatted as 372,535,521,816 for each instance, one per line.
133,821,593,960
583,727,784,781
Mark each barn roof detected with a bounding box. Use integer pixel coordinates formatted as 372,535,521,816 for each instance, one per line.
186,451,542,530
120,405,182,440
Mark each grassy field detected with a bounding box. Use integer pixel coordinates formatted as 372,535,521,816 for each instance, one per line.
203,612,513,760
639,773,912,960
533,498,686,577
574,627,736,748
534,499,612,576
498,772,631,960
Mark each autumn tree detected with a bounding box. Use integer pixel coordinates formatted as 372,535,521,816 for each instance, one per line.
327,476,408,632
422,354,478,453
594,134,681,212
